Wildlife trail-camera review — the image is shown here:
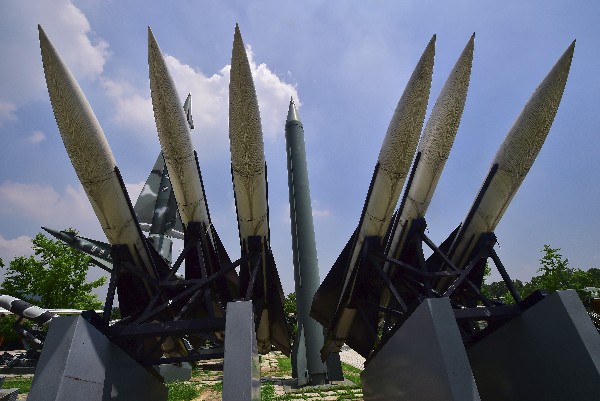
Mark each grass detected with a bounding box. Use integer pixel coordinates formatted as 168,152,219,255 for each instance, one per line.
340,362,362,386
2,376,33,394
166,381,200,401
276,356,292,375
6,354,362,400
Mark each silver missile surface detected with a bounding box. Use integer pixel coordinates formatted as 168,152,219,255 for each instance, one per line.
149,28,211,231
311,35,436,359
39,26,159,294
444,41,575,282
385,34,474,269
229,24,290,355
148,28,237,309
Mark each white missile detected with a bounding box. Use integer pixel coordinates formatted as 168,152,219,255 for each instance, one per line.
312,35,436,358
148,27,211,231
39,25,155,282
148,28,237,315
40,25,185,357
386,34,475,264
446,40,575,276
229,24,290,355
229,24,269,243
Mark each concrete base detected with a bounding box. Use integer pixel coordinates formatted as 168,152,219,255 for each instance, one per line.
361,298,480,401
27,316,167,401
222,301,260,401
468,290,600,401
158,362,192,382
291,326,308,385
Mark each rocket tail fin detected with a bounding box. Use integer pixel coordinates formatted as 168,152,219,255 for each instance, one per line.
248,244,291,355
310,230,357,329
134,153,184,239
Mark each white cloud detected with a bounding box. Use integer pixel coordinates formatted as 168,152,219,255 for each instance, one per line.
125,181,146,204
102,78,155,134
0,235,34,264
0,101,17,126
246,46,300,142
0,182,95,229
27,130,46,144
104,45,299,151
312,208,332,219
0,0,110,109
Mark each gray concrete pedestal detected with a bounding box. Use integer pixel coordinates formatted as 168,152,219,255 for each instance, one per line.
222,301,260,401
27,315,167,401
361,298,480,401
468,290,600,401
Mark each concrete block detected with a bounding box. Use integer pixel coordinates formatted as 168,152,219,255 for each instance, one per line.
468,290,600,401
222,301,260,401
361,298,480,401
27,315,167,401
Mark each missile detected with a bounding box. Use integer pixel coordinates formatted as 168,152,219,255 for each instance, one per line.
149,28,211,230
285,99,328,384
42,227,113,272
442,41,575,287
311,35,436,359
38,25,166,316
134,153,184,241
229,24,290,355
0,295,56,326
383,34,475,284
148,28,237,308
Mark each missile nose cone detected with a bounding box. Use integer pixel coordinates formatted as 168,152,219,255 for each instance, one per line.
287,98,300,123
229,23,265,174
38,26,116,184
378,34,435,172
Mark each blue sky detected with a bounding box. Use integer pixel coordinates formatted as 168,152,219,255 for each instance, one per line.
1,0,599,298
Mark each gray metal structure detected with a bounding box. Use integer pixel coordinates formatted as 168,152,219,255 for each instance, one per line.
361,298,480,401
468,290,600,401
222,301,260,401
285,99,329,385
28,315,167,401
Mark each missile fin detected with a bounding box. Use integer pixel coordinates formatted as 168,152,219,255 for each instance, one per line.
310,230,357,328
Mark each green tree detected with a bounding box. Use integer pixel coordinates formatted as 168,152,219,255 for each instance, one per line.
520,245,595,301
1,232,107,310
284,292,297,338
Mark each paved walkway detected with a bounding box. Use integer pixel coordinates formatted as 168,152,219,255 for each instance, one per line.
339,345,366,370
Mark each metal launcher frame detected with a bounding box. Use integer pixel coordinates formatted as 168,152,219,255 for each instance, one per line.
350,217,548,362
83,224,266,367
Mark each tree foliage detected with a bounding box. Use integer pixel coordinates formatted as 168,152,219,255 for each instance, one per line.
284,292,297,338
482,245,600,303
0,232,107,310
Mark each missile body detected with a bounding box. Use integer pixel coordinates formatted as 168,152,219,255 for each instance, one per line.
312,36,435,358
38,26,163,318
0,295,56,326
229,25,290,355
148,28,211,231
385,35,474,270
285,100,327,383
148,28,237,314
444,41,575,282
42,227,113,271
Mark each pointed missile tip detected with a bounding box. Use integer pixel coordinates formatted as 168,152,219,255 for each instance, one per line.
148,26,157,45
287,98,300,123
38,24,49,46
